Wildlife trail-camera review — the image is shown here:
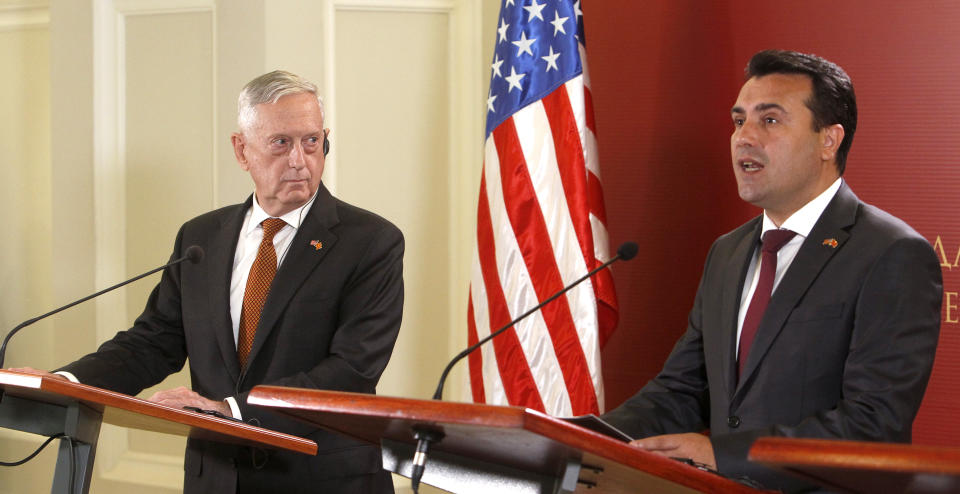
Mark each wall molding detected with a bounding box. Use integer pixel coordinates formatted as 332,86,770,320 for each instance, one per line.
320,0,458,194
0,3,49,32
329,0,454,13
92,0,216,488
321,0,482,402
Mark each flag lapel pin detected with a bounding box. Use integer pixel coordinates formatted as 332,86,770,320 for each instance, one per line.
822,238,839,248
310,240,323,251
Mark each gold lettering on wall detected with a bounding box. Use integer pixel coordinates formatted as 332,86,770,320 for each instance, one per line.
933,236,960,269
946,292,959,324
933,236,958,324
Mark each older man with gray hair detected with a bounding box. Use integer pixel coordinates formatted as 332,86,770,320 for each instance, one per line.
33,70,403,493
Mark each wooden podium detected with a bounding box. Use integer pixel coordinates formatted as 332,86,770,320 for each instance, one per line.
247,386,765,494
0,370,317,494
749,437,960,493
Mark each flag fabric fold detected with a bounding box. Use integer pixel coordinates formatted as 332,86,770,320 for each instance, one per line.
468,0,618,417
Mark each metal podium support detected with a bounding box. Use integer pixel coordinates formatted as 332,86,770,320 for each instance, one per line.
381,438,581,494
0,393,102,494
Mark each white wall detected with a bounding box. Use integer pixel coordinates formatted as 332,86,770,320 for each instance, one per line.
0,0,500,492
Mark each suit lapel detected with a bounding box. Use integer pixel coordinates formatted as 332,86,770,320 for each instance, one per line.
207,199,251,383
244,184,341,369
735,183,859,395
719,219,762,399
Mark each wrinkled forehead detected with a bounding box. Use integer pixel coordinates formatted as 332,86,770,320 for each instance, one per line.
248,93,325,132
240,89,325,133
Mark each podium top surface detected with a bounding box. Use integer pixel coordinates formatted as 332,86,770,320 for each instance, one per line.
249,386,766,494
0,370,316,455
749,437,960,494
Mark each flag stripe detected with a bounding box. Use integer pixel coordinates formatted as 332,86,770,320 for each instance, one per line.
484,134,573,414
493,117,599,415
580,44,597,135
584,86,597,137
587,171,607,225
468,244,509,405
473,170,546,411
542,85,594,271
465,290,486,403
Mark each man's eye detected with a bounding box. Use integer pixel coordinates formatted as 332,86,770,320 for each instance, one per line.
764,117,778,124
272,138,288,146
306,136,319,144
733,118,744,127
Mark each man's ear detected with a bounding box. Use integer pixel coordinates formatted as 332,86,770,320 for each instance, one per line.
820,123,845,162
232,132,249,171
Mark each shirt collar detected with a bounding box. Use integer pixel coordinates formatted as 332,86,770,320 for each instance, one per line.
761,177,843,238
245,188,320,234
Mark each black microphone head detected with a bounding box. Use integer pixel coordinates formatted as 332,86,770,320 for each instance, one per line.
185,245,204,264
617,241,639,261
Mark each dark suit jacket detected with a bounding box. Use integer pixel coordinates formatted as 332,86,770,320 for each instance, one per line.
60,183,403,493
602,183,942,492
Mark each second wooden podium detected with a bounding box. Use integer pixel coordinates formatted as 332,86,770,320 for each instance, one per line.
248,385,764,494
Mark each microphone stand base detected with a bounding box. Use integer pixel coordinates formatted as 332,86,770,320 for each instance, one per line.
381,437,581,494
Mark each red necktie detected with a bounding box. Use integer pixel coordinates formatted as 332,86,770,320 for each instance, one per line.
237,218,286,368
738,229,797,378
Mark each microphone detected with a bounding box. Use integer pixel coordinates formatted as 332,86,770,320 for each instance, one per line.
0,245,204,370
409,241,638,493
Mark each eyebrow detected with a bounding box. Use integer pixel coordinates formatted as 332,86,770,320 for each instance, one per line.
731,102,787,114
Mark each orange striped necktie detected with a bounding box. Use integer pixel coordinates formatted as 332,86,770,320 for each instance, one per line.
237,217,287,369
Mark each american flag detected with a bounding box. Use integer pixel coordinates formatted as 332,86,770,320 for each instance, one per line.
467,0,618,416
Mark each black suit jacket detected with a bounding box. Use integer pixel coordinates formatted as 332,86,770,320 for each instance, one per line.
60,184,403,493
602,183,942,492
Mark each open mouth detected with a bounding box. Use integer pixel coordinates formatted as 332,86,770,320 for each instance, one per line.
739,159,764,172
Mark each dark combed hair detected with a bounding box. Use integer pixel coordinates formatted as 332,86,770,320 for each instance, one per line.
746,49,857,174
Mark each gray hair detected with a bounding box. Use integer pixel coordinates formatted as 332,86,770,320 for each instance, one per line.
237,70,325,131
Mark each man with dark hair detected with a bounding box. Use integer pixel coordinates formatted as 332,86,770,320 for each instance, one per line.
601,49,942,492
745,49,858,174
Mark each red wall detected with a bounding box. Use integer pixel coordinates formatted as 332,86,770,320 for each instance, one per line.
586,0,960,446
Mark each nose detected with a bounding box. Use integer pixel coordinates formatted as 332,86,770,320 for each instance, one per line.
288,142,306,169
733,120,759,148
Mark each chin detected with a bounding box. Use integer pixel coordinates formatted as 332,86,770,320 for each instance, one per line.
283,183,313,196
737,189,767,208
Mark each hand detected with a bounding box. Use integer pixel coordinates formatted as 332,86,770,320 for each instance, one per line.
147,386,232,417
6,367,67,380
630,432,717,470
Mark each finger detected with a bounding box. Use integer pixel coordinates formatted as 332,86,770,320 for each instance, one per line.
146,393,166,403
147,390,183,403
633,436,679,453
633,436,665,449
